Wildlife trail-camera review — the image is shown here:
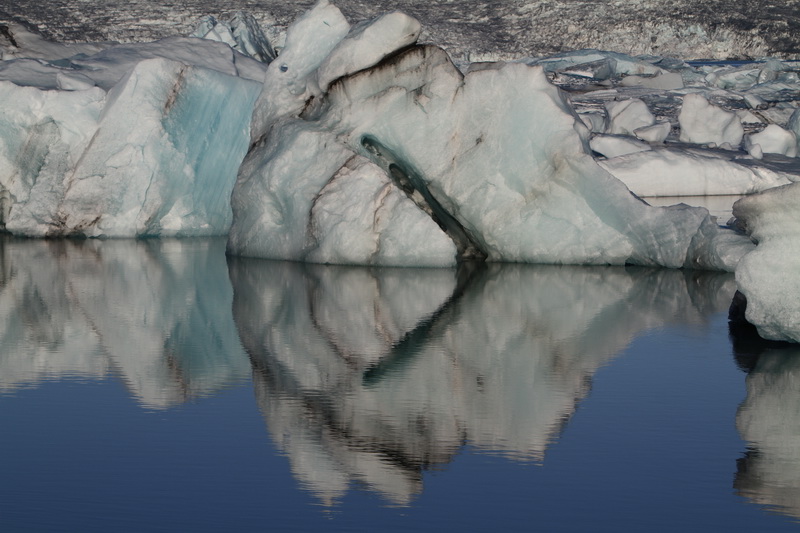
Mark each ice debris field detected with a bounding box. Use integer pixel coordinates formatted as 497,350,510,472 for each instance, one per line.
1,0,799,343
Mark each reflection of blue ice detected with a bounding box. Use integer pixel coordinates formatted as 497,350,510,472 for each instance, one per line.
230,259,736,505
0,238,250,407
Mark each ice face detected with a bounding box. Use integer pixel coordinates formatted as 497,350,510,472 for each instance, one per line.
1,57,261,237
733,182,800,343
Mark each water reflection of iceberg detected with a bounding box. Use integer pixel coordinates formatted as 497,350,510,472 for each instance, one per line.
0,238,249,407
735,346,800,521
230,259,735,506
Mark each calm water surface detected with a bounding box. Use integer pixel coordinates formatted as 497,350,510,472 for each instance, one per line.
1,237,799,532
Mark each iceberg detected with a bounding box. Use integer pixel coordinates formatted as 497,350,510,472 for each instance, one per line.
732,182,800,343
229,2,752,270
0,40,263,237
678,93,744,148
598,146,795,198
2,0,800,340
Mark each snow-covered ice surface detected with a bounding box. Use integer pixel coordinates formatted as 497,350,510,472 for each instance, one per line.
1,0,800,340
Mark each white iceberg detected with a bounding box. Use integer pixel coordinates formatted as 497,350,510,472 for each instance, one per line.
2,1,800,341
229,2,752,271
678,92,744,148
599,146,795,197
733,182,800,343
605,98,656,136
744,124,798,158
0,44,262,237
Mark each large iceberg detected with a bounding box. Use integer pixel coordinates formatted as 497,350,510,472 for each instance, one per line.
732,182,800,343
1,0,800,340
229,1,751,270
0,34,263,237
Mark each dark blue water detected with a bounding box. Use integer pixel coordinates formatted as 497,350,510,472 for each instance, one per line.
0,237,798,532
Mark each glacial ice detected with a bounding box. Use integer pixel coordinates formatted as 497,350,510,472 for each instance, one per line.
230,3,754,271
745,124,798,158
732,182,800,343
605,98,656,136
598,147,795,198
0,46,262,236
2,0,800,339
678,93,744,148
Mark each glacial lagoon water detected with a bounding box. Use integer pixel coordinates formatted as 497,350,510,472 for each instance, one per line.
1,236,800,532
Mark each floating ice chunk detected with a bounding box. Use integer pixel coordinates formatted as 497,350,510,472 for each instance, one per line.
524,49,665,79
605,98,655,136
679,92,743,148
590,134,651,158
705,64,761,90
733,182,800,342
619,71,683,90
557,58,614,80
633,121,671,143
745,124,798,158
316,11,421,91
599,147,794,197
